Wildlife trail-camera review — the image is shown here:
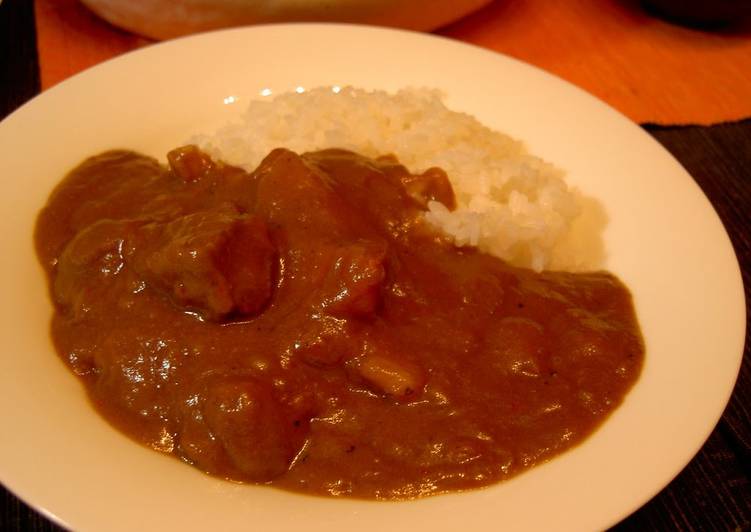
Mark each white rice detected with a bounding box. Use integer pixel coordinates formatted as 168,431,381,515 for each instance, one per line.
193,87,592,271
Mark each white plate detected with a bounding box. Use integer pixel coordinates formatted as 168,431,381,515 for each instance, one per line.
0,24,744,532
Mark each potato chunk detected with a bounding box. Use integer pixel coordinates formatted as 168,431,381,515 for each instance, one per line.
356,351,425,399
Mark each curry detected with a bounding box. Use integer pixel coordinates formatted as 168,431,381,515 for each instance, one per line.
35,146,643,498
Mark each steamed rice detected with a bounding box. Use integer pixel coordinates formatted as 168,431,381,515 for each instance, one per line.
193,87,588,271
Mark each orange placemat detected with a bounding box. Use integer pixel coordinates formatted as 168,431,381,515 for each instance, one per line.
35,0,151,89
440,0,751,125
36,0,751,125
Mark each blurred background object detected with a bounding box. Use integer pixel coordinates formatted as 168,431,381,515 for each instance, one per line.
38,0,751,125
78,0,493,39
642,0,751,25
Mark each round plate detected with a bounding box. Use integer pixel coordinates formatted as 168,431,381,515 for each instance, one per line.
0,24,744,532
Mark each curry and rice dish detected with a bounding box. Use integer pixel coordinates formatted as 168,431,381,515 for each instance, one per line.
33,88,643,499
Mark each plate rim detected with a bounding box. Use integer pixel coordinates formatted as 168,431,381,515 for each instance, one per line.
0,22,745,532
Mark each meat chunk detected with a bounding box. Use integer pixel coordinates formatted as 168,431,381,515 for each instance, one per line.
320,240,387,319
214,215,277,316
179,376,305,481
400,167,456,210
290,315,355,367
53,219,137,318
167,145,216,183
253,149,342,232
131,206,276,320
53,207,277,322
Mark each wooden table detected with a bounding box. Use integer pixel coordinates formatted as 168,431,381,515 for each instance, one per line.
1,0,749,529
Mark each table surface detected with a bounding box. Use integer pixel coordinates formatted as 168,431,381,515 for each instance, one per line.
1,0,749,530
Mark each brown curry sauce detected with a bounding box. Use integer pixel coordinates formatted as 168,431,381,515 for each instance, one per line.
34,146,643,498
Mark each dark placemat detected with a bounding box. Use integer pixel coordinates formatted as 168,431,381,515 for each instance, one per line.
614,121,751,530
0,0,39,119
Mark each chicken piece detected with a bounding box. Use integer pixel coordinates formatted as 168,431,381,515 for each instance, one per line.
321,240,387,319
131,206,276,320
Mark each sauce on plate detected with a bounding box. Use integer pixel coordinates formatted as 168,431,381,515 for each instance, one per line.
35,146,643,498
